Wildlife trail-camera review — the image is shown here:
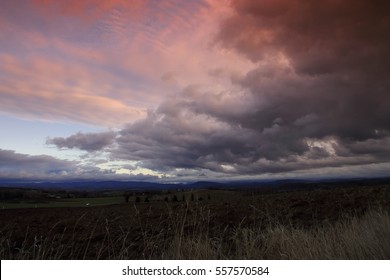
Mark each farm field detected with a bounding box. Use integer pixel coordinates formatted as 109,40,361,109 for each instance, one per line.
0,184,389,260
0,196,124,209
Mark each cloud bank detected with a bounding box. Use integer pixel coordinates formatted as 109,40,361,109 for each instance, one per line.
0,149,76,178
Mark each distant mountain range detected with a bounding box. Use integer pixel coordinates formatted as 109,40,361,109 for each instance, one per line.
0,177,389,192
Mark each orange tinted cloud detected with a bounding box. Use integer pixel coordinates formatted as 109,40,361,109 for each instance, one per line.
0,54,145,126
0,83,145,127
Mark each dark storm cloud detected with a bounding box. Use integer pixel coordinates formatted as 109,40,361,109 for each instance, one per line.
47,131,116,152
47,0,390,177
219,0,390,76
209,0,390,170
113,0,390,175
113,107,253,172
109,96,389,175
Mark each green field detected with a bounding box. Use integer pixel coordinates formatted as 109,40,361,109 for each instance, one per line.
0,196,124,209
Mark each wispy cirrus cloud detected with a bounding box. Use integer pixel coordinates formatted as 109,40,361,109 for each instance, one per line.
0,0,249,127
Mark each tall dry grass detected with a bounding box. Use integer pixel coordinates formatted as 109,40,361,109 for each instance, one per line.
1,204,389,259
226,209,390,259
161,206,390,259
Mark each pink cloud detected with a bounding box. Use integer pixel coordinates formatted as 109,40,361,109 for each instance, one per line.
0,0,253,128
0,54,145,126
32,0,149,22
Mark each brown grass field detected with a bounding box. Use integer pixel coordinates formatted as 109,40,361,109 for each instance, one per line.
0,184,389,259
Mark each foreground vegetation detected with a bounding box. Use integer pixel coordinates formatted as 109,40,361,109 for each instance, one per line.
0,185,389,259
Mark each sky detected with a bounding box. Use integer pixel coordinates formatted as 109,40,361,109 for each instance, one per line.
0,0,390,182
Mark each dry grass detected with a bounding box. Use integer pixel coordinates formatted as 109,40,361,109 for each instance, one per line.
1,203,389,260
162,206,390,260
230,209,390,259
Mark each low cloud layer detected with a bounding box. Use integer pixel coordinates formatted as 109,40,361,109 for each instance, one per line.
0,148,160,180
0,149,76,178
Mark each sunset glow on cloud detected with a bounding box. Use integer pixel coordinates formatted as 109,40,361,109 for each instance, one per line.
1,0,389,181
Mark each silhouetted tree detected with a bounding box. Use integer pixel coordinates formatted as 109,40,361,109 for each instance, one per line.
173,195,179,202
124,193,130,203
135,196,141,203
164,197,169,202
144,197,149,203
191,193,194,201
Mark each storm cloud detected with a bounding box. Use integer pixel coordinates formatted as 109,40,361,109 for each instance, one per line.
109,0,390,177
47,131,116,152
218,0,390,76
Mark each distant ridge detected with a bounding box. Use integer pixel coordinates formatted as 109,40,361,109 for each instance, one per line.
0,177,389,192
